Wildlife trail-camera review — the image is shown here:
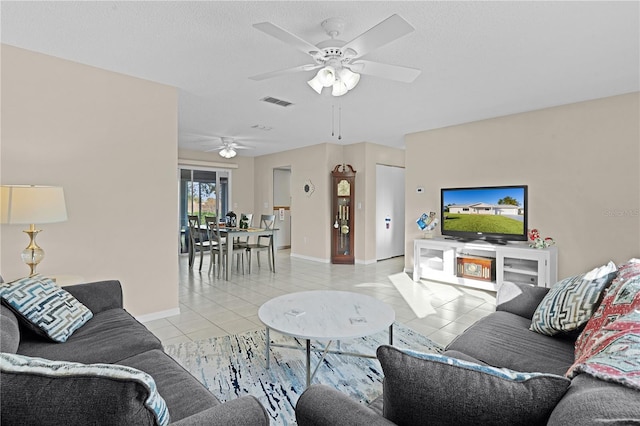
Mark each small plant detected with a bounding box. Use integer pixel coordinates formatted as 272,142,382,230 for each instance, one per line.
528,228,555,249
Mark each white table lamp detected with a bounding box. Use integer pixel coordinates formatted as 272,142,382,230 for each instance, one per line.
1,185,68,276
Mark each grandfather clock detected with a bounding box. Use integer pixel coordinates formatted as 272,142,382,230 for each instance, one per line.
331,164,356,264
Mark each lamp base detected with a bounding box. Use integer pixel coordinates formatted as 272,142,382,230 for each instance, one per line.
22,224,44,276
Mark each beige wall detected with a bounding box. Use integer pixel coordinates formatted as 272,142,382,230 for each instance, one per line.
405,93,640,278
253,143,341,262
1,45,179,318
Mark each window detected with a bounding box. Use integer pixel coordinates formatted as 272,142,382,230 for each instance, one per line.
179,168,230,253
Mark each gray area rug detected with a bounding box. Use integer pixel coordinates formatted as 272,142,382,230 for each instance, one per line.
164,323,442,425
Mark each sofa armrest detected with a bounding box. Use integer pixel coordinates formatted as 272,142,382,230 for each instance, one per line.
63,280,123,313
295,385,396,426
170,396,269,426
495,281,549,320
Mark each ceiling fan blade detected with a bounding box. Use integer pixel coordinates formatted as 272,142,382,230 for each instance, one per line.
254,22,321,56
204,146,225,152
343,14,415,59
349,60,421,83
249,63,320,81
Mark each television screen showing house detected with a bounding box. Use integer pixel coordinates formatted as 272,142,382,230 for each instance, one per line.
442,187,525,235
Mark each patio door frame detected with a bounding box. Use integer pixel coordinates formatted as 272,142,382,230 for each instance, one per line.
178,163,233,254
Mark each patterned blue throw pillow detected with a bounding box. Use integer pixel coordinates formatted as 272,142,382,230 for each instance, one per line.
1,353,170,425
530,261,618,336
0,275,93,342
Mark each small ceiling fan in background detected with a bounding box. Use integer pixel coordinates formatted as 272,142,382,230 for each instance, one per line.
185,134,253,158
250,14,422,96
209,137,252,158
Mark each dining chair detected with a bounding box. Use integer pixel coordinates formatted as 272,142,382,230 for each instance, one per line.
246,214,276,273
187,215,214,271
207,218,247,277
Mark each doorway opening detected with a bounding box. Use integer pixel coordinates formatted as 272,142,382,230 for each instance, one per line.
273,167,291,249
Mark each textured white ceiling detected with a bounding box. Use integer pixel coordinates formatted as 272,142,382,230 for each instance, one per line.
2,1,638,157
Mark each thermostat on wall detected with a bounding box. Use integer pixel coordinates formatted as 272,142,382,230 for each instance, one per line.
416,187,425,194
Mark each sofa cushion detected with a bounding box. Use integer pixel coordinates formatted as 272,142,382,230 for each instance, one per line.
530,261,617,336
17,308,163,364
547,373,640,425
0,352,169,426
0,275,93,342
575,258,640,359
496,281,550,320
446,311,575,375
0,304,20,353
567,310,640,390
377,345,570,426
118,349,220,422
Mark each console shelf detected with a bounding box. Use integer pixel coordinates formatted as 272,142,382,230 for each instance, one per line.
413,238,557,291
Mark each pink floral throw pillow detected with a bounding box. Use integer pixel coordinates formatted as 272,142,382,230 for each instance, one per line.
574,259,640,360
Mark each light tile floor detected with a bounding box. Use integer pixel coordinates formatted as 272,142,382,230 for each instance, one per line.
143,250,496,348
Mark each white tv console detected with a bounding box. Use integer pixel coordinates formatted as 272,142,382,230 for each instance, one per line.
413,237,558,291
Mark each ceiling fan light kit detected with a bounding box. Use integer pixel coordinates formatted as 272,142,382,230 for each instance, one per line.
308,65,359,97
219,147,237,158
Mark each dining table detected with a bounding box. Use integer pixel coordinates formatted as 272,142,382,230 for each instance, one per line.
219,226,278,280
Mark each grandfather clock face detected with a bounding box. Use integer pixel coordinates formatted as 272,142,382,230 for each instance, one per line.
337,179,350,196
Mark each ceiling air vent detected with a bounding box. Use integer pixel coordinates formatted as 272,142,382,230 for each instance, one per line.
251,124,273,131
260,96,293,107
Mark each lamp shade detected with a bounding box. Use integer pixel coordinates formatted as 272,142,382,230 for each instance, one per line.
307,75,324,94
317,66,337,87
1,185,67,225
332,80,348,97
338,68,361,90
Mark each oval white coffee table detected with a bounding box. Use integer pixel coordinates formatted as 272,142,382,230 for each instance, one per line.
258,290,395,387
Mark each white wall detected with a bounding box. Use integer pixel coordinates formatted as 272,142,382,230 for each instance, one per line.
405,93,640,278
1,45,179,317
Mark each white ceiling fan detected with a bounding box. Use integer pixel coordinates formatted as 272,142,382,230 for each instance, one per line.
189,136,252,158
249,14,421,96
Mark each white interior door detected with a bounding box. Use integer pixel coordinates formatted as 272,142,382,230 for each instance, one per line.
376,165,405,260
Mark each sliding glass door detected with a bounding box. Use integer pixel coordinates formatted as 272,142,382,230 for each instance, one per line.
179,167,230,253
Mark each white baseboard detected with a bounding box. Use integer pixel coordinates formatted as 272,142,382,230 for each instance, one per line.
135,307,180,323
289,254,385,265
289,253,330,263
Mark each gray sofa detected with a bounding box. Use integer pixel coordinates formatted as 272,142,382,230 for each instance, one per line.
295,281,640,425
0,280,269,425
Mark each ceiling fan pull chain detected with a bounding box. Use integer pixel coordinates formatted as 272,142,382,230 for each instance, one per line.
338,106,342,140
331,104,335,137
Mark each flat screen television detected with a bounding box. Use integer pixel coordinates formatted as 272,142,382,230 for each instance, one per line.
441,185,528,244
